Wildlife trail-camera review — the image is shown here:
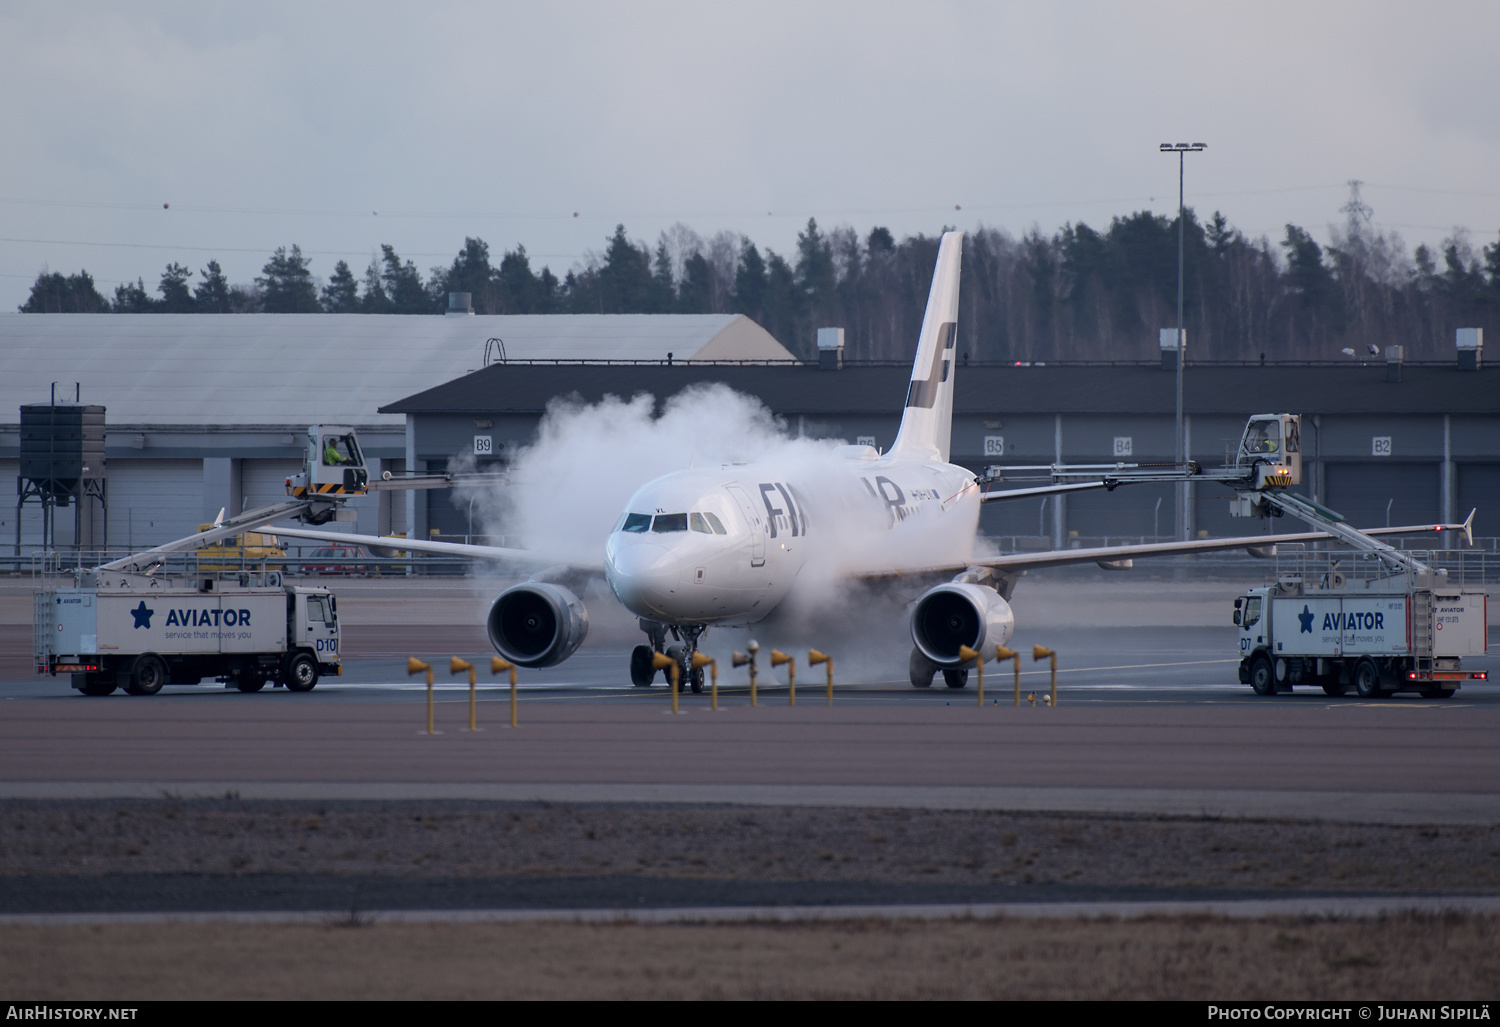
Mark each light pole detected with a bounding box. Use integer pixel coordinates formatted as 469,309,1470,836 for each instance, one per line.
1160,141,1206,540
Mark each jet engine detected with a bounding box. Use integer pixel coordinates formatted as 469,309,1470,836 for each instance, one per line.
487,582,589,668
910,582,1015,667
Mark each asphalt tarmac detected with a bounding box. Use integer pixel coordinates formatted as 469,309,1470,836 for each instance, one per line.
4,577,1496,919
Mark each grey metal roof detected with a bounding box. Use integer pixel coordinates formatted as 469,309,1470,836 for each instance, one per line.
382,361,1500,417
0,313,792,427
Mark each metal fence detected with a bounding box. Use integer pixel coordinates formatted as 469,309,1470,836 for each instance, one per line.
6,537,1500,584
2,546,474,580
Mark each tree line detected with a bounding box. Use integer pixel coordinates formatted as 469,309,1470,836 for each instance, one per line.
19,204,1500,362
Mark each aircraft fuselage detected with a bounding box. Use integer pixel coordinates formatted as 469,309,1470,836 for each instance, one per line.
603,448,980,626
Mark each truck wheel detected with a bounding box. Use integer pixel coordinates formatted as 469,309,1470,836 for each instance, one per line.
1353,659,1386,699
942,667,969,689
909,648,936,688
126,655,167,696
1248,655,1275,696
77,674,116,696
285,653,319,692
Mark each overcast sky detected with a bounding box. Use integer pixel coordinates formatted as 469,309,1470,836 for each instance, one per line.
3,0,1498,310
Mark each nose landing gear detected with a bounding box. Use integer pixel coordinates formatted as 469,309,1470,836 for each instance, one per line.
630,619,707,692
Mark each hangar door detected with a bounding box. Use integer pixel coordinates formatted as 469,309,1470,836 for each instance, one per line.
241,459,302,514
106,459,204,551
1322,462,1439,529
1457,464,1500,540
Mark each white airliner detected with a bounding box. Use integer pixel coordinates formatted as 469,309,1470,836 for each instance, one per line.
272,232,1459,692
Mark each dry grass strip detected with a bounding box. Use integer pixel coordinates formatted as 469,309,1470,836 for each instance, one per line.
4,911,1496,1000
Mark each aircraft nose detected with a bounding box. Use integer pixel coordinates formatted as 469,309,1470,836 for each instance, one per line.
605,539,677,615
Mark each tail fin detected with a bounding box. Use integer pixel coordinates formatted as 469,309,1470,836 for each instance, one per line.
888,231,964,463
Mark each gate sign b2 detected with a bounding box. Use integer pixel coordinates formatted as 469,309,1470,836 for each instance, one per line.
1372,436,1392,457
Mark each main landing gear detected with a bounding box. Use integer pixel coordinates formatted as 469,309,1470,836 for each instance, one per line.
630,619,707,693
909,648,970,689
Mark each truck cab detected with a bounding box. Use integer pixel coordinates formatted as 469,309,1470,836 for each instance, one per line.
291,587,342,674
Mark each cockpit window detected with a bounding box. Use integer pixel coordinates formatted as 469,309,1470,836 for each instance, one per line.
689,513,711,533
621,513,652,533
652,513,688,533
704,512,726,534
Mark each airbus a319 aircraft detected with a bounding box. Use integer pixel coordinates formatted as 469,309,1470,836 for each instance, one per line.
270,232,1457,692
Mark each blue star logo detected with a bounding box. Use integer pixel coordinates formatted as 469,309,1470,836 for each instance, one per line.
1298,605,1314,633
130,601,154,629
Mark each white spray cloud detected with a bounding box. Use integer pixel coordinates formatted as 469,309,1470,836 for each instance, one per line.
460,382,836,566
455,381,984,678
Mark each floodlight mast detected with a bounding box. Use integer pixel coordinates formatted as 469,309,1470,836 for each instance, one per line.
1159,142,1206,540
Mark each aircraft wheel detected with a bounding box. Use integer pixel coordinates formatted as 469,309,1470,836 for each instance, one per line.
908,649,936,688
1321,677,1349,697
236,673,267,693
1352,658,1386,699
285,652,319,692
1248,655,1275,696
629,645,657,687
689,666,704,694
942,668,969,689
1422,687,1456,699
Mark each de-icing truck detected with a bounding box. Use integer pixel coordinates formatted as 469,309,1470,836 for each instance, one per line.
1235,559,1488,699
35,571,341,696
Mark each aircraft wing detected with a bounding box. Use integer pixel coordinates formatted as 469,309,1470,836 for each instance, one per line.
972,521,1464,572
270,524,606,573
855,520,1467,580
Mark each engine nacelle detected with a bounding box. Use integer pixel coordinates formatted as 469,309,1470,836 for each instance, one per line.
487,582,589,668
910,582,1015,667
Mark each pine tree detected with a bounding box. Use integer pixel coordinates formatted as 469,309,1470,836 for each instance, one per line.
257,245,320,313
733,241,767,322
379,244,431,314
650,240,676,313
195,261,231,313
112,278,158,313
19,269,109,313
158,263,195,313
598,225,652,313
795,218,837,334
360,258,392,313
439,237,497,312
678,252,713,313
496,245,541,313
320,260,360,312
